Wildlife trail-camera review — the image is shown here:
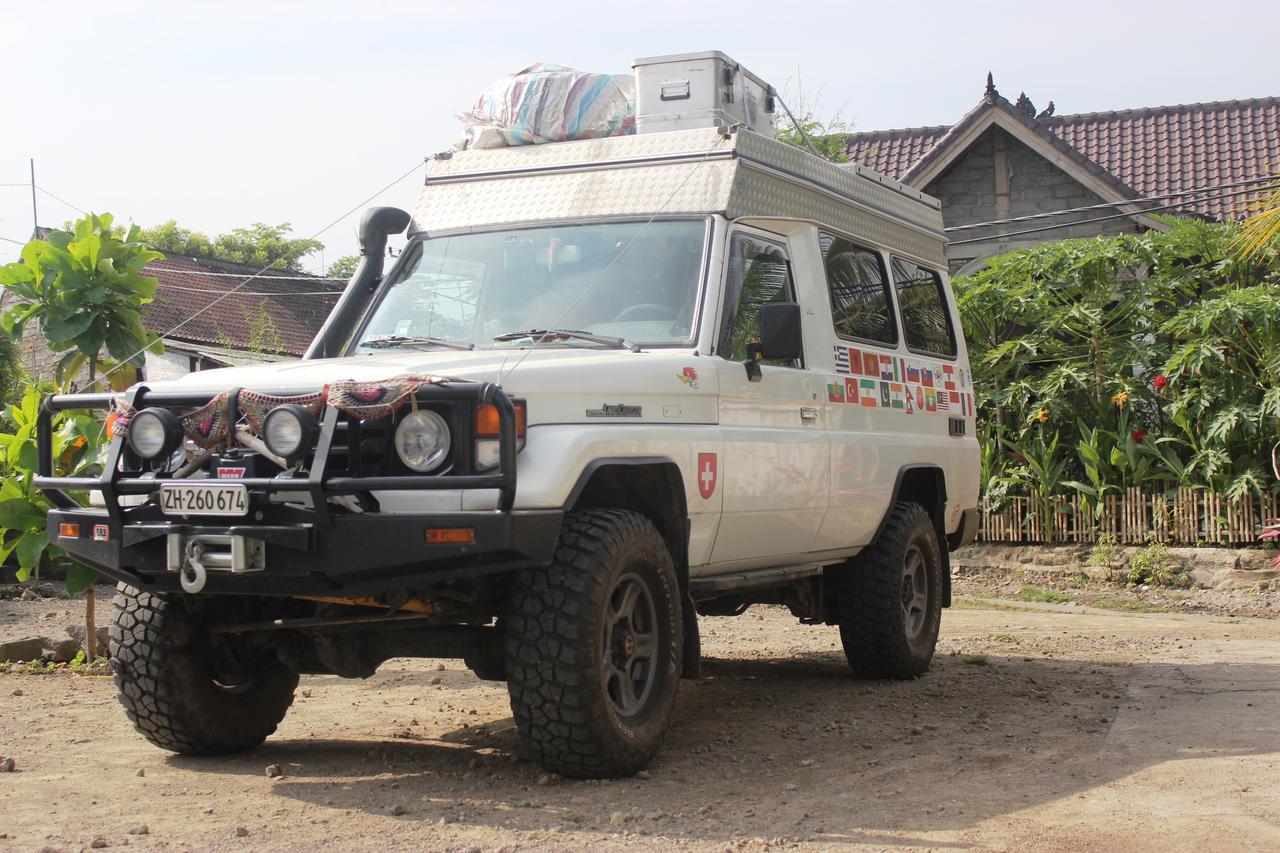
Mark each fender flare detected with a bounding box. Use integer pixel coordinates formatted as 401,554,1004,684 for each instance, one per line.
867,464,952,607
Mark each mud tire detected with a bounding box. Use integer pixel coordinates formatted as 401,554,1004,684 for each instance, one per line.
837,502,943,679
109,583,298,755
505,510,682,778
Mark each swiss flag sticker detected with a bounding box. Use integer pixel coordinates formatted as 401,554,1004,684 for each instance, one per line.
697,453,718,500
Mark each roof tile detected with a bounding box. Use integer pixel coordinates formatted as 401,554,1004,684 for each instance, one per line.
845,96,1280,220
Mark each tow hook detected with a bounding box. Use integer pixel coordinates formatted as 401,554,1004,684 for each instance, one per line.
166,533,266,593
180,545,209,594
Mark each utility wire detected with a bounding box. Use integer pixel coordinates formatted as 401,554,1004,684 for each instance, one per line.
946,174,1280,232
1,235,26,246
948,183,1280,246
155,283,343,297
81,157,428,391
146,267,345,282
35,185,87,215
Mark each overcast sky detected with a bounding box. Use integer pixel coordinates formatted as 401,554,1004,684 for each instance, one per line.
2,0,1276,273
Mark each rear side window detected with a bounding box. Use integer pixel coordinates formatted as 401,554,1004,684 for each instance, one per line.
891,257,956,357
718,233,800,368
819,232,895,345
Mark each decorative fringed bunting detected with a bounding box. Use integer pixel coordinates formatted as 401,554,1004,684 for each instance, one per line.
239,389,326,433
182,390,235,448
108,374,452,451
326,375,446,420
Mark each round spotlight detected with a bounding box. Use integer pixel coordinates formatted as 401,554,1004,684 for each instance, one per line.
394,409,451,473
127,408,182,461
262,404,319,461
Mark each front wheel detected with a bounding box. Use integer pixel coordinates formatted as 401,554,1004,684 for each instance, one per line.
110,584,298,755
505,510,683,778
836,502,943,679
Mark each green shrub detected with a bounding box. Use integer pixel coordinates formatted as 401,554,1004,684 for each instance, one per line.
1126,537,1192,588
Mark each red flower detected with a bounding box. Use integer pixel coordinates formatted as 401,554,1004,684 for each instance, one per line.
1132,429,1148,444
1152,374,1168,391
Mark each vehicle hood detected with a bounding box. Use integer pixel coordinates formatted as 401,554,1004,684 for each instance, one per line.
144,349,719,425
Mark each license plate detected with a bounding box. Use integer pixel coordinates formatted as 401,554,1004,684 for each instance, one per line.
159,483,249,517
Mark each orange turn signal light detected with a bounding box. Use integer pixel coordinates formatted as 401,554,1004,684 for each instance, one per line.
424,528,476,545
474,401,527,439
58,523,80,539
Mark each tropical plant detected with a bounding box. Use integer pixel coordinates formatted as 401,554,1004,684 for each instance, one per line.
0,212,165,660
0,213,164,388
326,254,359,280
956,216,1280,520
0,385,104,589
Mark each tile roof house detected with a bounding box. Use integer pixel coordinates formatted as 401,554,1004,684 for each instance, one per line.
844,76,1280,274
140,255,342,380
0,252,343,385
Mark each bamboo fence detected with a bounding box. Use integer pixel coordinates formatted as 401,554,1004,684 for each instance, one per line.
978,488,1279,546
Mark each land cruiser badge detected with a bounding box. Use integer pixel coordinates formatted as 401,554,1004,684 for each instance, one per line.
586,403,642,418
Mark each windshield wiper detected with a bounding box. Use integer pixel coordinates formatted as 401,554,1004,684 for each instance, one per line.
361,335,475,351
493,328,641,352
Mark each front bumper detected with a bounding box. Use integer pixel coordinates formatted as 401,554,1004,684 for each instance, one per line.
49,505,563,596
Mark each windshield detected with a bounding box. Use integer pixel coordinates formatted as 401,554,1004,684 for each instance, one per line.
354,220,708,350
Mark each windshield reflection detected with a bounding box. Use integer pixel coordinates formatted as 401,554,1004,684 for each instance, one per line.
355,220,707,350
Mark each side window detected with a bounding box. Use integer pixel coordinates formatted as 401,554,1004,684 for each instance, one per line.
891,257,957,357
718,233,801,367
820,232,896,345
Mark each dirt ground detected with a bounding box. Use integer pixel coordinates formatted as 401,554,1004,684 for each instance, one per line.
3,586,1280,851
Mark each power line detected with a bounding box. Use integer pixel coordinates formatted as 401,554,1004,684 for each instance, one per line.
155,283,343,297
1,235,26,246
945,173,1280,232
146,267,345,282
83,157,428,390
35,185,87,215
947,183,1280,246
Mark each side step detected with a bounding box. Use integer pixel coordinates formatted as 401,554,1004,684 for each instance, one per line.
688,564,823,601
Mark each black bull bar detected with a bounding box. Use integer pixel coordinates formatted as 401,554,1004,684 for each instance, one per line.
35,381,520,521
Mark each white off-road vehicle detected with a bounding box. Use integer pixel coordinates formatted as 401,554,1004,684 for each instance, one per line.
38,55,979,777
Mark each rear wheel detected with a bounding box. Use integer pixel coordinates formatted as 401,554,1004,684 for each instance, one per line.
109,584,298,755
837,502,943,679
505,510,682,778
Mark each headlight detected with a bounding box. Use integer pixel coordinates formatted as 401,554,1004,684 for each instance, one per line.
394,409,451,473
127,408,181,460
262,405,319,461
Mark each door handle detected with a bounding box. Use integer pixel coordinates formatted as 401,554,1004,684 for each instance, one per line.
800,407,818,421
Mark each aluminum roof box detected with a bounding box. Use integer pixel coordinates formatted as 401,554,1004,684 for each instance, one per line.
412,126,946,267
632,51,776,138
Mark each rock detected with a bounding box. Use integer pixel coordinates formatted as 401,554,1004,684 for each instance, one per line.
20,588,38,601
11,688,23,697
636,770,651,780
66,625,109,657
798,758,814,767
537,773,557,786
436,663,446,671
610,811,625,825
0,637,48,663
265,764,283,778
301,688,312,698
43,638,81,663
127,826,148,836
1,757,15,772
90,838,110,849
390,804,407,816
235,827,250,838
429,676,442,685
203,806,214,815
135,768,145,777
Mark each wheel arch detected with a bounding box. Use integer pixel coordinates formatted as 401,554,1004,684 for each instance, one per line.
563,457,699,676
871,464,952,607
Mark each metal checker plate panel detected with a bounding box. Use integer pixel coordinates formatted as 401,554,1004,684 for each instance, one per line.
732,130,945,234
424,127,728,178
728,164,948,267
413,160,736,233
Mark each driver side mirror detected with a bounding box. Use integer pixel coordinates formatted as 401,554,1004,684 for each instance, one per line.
744,302,803,381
